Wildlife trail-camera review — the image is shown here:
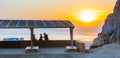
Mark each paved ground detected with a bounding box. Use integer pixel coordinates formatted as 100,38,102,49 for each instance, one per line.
0,48,85,58
0,48,78,54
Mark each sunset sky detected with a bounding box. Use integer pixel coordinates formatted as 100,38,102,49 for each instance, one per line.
0,0,117,33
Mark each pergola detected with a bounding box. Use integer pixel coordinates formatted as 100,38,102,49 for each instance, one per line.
0,20,75,48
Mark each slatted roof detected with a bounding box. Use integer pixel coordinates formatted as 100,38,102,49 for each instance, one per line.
0,20,75,28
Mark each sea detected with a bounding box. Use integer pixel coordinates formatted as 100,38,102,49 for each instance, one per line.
0,28,97,49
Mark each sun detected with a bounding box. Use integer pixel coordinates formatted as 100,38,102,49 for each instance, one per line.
78,10,97,22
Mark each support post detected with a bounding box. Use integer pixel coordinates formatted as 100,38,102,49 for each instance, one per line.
25,28,39,53
70,28,74,48
66,28,77,52
30,28,34,48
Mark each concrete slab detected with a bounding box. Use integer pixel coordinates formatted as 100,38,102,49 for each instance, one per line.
0,48,85,58
66,46,78,52
25,46,39,53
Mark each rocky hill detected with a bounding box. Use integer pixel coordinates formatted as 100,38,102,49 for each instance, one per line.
92,0,120,46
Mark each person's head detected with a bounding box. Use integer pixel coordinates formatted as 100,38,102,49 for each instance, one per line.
33,34,35,36
44,33,46,35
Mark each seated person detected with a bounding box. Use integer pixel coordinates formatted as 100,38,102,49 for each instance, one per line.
33,34,37,41
44,33,49,41
39,34,43,41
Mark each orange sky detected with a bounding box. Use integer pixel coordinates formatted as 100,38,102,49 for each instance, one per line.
0,0,117,33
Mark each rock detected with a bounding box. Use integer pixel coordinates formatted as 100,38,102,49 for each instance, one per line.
92,0,120,47
114,0,120,14
90,44,99,49
93,37,103,46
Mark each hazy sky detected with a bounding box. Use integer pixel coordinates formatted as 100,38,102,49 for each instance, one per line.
0,0,117,33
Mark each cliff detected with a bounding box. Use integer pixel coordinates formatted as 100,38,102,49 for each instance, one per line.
92,0,120,46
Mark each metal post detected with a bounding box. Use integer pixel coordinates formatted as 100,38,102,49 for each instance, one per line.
30,28,34,48
70,28,74,48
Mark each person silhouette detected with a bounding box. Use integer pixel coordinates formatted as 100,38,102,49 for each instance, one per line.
33,34,37,41
44,33,49,41
39,34,43,41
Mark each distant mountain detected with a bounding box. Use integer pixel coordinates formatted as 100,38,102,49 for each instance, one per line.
92,0,120,46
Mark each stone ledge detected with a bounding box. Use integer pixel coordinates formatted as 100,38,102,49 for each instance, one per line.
75,40,86,52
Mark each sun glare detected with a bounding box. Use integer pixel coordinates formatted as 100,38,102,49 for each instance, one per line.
78,10,97,22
